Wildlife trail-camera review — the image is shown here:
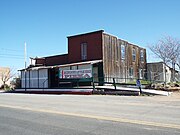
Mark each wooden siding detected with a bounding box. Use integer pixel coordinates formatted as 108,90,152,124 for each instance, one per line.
102,33,146,83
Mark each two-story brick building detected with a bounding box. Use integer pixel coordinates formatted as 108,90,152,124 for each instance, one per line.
20,30,146,89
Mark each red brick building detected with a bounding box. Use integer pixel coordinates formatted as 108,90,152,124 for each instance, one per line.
35,30,104,66
68,30,103,63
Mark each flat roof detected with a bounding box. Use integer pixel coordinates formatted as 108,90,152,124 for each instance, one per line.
147,62,164,64
67,30,104,38
57,59,102,67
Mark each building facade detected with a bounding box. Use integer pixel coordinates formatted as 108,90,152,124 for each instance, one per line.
21,30,147,88
102,32,146,83
0,67,10,87
147,62,180,83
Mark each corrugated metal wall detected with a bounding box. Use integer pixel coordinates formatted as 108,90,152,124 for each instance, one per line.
21,69,48,88
30,70,38,88
39,69,48,88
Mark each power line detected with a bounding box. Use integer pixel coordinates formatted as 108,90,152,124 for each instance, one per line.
1,47,63,55
0,55,24,59
1,48,23,52
0,47,66,59
0,53,24,57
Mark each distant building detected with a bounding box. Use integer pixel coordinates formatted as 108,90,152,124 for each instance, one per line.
20,30,147,89
0,67,10,87
147,62,180,83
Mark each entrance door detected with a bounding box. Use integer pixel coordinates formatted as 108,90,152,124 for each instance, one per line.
93,67,98,82
49,68,59,88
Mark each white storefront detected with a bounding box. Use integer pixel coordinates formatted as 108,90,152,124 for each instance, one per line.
21,67,48,88
20,60,102,89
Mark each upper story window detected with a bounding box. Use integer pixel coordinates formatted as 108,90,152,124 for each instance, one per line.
121,44,125,59
140,50,144,62
81,43,87,60
132,48,136,61
129,67,134,78
139,69,143,79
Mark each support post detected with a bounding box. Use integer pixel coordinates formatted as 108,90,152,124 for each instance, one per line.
77,80,79,88
113,78,116,90
24,42,27,91
92,77,95,90
25,70,26,91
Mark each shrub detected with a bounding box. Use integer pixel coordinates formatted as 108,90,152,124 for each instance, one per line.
0,84,10,90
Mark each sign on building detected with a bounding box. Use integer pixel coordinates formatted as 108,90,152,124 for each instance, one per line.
59,69,92,79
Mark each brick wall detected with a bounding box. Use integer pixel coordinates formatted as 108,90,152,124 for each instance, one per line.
68,30,103,63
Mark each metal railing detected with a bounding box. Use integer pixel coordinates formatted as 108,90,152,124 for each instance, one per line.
42,79,48,91
57,77,153,89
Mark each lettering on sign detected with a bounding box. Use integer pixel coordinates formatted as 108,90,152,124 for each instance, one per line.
59,69,92,79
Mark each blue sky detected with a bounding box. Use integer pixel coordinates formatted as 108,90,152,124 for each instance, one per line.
0,0,180,71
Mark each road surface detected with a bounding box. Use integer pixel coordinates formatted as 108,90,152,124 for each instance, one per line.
0,93,180,135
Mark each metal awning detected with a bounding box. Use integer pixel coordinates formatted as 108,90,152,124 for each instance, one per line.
19,59,102,71
56,59,102,67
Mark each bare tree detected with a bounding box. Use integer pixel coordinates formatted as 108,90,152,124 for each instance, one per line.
176,55,180,70
149,36,180,83
0,68,16,89
164,36,180,81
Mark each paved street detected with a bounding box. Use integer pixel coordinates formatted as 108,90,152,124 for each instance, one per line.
0,93,180,135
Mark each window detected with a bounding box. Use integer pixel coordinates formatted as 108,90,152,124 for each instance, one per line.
140,50,144,62
129,67,134,77
139,69,143,79
81,43,87,60
132,48,136,61
121,44,125,59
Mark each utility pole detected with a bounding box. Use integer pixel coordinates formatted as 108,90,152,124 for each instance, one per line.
24,42,27,69
24,42,27,91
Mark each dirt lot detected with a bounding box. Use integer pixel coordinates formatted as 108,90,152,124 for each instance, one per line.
152,91,180,102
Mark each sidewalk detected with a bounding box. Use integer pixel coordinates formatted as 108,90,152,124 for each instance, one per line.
0,90,5,93
96,85,172,96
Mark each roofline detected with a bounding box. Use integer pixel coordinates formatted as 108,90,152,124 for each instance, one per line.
32,53,68,59
30,57,45,60
147,62,164,64
103,32,145,50
128,43,146,50
147,62,173,69
44,53,68,58
57,59,102,67
19,59,103,71
18,66,49,71
67,30,104,38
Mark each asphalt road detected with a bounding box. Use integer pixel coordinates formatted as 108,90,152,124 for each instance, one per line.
0,93,180,135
